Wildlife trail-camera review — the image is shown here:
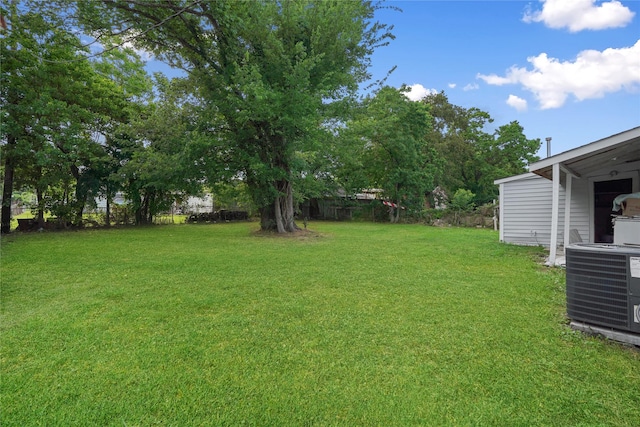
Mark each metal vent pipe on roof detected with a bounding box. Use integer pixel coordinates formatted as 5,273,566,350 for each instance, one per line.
546,137,552,158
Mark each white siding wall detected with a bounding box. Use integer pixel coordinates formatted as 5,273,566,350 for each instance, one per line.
501,174,566,248
498,153,639,249
500,173,593,248
568,177,590,243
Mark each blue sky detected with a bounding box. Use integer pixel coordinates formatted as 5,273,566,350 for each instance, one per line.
369,0,640,158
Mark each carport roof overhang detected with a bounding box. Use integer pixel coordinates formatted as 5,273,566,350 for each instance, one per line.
529,126,640,180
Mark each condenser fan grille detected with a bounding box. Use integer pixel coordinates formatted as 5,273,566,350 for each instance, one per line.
566,250,628,329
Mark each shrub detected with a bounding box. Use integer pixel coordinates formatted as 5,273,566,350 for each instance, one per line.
449,189,476,213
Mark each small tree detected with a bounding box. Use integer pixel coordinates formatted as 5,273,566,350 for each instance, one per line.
449,189,475,224
342,86,440,223
0,1,149,231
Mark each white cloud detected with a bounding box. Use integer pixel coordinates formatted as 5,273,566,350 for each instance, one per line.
448,83,457,89
477,40,640,109
404,83,437,101
463,83,479,91
506,95,528,111
523,0,635,32
478,74,512,85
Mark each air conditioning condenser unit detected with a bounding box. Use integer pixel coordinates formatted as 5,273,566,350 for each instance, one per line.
565,244,640,346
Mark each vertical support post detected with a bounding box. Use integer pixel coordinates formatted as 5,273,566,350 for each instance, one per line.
549,162,560,265
563,174,573,250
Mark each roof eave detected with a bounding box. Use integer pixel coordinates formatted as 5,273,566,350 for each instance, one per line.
529,126,640,179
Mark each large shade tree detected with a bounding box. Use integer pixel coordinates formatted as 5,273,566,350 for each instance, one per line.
78,0,394,232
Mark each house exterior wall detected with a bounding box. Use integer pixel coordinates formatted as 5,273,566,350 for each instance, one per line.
498,129,639,253
498,173,592,248
497,161,639,249
568,177,590,243
499,173,566,247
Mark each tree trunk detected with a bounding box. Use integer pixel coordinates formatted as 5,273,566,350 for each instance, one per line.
134,195,143,225
36,187,45,229
274,193,285,233
71,165,87,227
74,201,86,227
105,191,111,227
260,205,275,231
1,135,16,234
277,179,298,232
391,184,401,223
260,179,299,233
1,3,18,234
283,180,297,232
147,191,154,224
140,194,149,224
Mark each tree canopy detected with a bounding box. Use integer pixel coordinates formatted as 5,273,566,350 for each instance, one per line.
1,1,542,233
340,86,440,222
0,0,147,231
77,0,394,232
421,92,540,205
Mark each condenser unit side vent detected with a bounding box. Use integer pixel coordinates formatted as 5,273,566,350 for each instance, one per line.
566,250,628,329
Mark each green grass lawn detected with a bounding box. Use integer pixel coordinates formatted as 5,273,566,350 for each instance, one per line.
1,222,638,426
